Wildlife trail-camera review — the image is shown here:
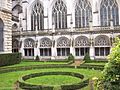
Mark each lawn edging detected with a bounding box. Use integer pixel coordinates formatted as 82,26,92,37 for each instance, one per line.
18,71,88,90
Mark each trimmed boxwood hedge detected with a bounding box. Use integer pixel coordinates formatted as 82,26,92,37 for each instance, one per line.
18,71,88,90
0,53,21,67
0,63,104,74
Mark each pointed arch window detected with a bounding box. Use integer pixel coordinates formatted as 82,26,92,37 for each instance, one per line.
31,0,44,31
75,0,92,28
52,0,67,29
100,0,119,26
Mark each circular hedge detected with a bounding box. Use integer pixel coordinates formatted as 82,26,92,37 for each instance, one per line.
18,71,89,90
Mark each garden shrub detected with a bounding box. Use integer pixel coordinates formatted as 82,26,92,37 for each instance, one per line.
83,53,91,62
0,53,21,67
68,54,74,63
35,55,40,61
101,38,120,90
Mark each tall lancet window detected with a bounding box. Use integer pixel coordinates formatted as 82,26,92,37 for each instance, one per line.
31,0,44,31
100,0,119,26
52,0,67,29
75,0,92,28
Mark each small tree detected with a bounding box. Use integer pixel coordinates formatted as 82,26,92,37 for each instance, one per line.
83,53,91,62
97,37,120,90
35,55,39,61
68,53,75,62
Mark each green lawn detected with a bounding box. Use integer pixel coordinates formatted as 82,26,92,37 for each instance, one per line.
0,60,105,90
26,75,81,86
0,68,102,90
84,62,106,65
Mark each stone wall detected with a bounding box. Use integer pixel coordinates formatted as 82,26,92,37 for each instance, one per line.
0,2,12,53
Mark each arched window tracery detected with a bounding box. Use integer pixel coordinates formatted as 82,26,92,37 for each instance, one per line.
57,37,70,47
74,36,90,56
24,38,35,56
39,38,52,56
95,35,110,46
75,0,92,28
95,35,110,56
57,37,70,56
31,0,44,31
75,36,90,47
100,0,119,26
24,39,35,48
40,38,52,47
52,0,67,29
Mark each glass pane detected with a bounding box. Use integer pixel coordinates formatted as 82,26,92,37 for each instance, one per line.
57,48,61,56
62,48,65,56
100,0,119,26
100,47,104,56
75,48,79,56
28,49,31,56
66,48,70,56
80,48,84,56
24,49,27,56
85,47,89,54
52,0,67,29
40,49,43,56
31,1,44,30
75,0,92,27
105,47,110,56
95,48,99,56
44,48,48,56
49,48,51,56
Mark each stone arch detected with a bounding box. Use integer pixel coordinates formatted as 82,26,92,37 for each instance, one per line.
95,35,110,46
57,37,70,47
24,38,35,48
50,0,67,8
75,36,90,47
0,18,4,51
40,37,52,47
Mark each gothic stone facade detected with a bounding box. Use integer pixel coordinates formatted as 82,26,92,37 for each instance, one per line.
0,0,12,53
12,0,120,60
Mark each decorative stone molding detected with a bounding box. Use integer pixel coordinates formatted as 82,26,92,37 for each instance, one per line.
75,36,90,47
57,37,70,47
40,38,52,47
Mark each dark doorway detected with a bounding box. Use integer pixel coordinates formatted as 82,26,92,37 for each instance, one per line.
0,18,4,52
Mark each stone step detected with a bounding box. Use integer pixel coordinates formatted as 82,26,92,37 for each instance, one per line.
71,60,85,66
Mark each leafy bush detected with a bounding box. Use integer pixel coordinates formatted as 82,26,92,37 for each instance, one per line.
35,55,39,61
0,53,21,67
83,53,91,62
96,37,120,90
68,54,74,63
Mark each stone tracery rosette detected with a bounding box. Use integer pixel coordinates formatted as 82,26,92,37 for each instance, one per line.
39,38,52,47
74,36,90,47
24,38,35,48
95,35,110,46
57,37,70,47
